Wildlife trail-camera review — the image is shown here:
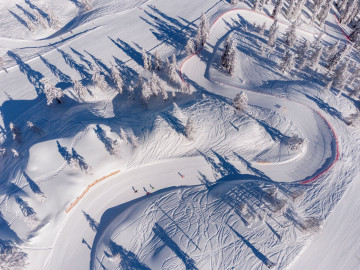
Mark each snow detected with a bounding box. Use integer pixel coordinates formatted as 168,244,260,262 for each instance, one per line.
0,0,360,269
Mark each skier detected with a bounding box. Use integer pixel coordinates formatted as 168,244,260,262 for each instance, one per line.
150,184,155,189
144,187,150,195
178,172,184,178
132,186,138,193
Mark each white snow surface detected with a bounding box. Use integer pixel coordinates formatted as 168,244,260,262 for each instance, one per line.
0,0,359,269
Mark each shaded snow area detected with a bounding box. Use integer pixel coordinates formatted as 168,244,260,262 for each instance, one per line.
0,0,360,269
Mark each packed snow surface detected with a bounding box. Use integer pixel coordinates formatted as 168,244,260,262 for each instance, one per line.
0,0,359,269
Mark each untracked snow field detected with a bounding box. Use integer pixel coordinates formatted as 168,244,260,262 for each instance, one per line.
0,0,360,269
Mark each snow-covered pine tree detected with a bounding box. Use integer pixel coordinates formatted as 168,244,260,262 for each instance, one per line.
150,72,161,96
142,49,149,70
268,20,278,47
339,0,351,11
347,64,360,86
141,80,152,103
167,54,179,83
349,23,360,42
280,50,295,73
154,51,162,71
259,22,266,37
253,0,261,10
349,84,360,98
72,78,87,99
27,121,42,135
297,39,310,60
327,44,350,72
119,128,128,143
148,54,152,70
221,35,237,76
272,0,284,18
185,117,195,139
286,0,297,19
11,148,20,158
308,46,323,70
327,40,340,59
324,78,334,91
333,59,350,87
185,38,196,55
233,91,248,111
339,0,356,23
231,0,238,4
111,66,123,94
80,0,92,11
45,4,61,29
195,12,210,48
41,78,64,105
130,133,139,147
34,10,47,29
310,4,321,25
9,122,21,143
317,2,331,27
285,23,297,47
92,70,108,91
292,0,306,21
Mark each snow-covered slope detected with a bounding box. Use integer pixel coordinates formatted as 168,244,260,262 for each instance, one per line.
0,0,360,269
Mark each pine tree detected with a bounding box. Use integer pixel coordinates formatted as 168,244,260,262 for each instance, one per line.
80,0,92,11
349,23,360,42
130,133,139,147
45,4,61,29
111,66,123,94
253,0,261,10
221,35,237,76
297,39,310,59
268,20,278,47
259,22,266,37
324,78,334,91
27,121,42,135
142,49,149,70
333,59,350,87
92,70,108,91
317,2,331,27
154,51,162,71
286,0,297,19
347,64,360,86
327,40,340,59
285,23,297,47
185,38,196,55
185,117,195,139
327,44,350,72
280,50,295,73
141,80,152,103
41,78,64,105
9,122,21,143
233,91,248,111
72,79,87,99
310,4,321,25
272,0,284,18
195,12,210,48
119,128,128,143
34,10,47,29
308,46,323,70
231,0,238,4
167,55,179,83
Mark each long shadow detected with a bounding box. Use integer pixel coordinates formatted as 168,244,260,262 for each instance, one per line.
233,152,271,181
8,10,30,31
23,172,44,197
108,240,151,270
265,221,282,241
7,51,44,95
70,47,94,71
57,48,92,81
16,4,36,22
84,50,111,74
212,150,241,175
153,223,198,270
82,238,92,250
82,211,99,232
304,94,344,122
24,0,48,20
108,37,143,66
113,56,138,86
161,111,186,136
94,125,118,156
71,148,90,172
57,140,71,161
39,55,71,83
15,196,36,217
227,224,276,268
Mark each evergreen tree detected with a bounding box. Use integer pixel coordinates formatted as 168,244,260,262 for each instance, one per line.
41,78,64,105
327,40,340,59
310,4,321,25
231,0,238,4
280,50,295,73
111,66,123,94
221,35,237,76
324,78,334,91
9,122,21,143
286,0,296,19
130,133,139,148
195,12,210,48
297,39,310,59
308,46,323,70
267,20,278,48
259,22,266,37
349,23,360,42
154,51,162,70
72,79,87,99
185,117,195,139
141,80,152,103
317,2,331,27
142,49,149,70
333,59,350,87
45,4,61,29
272,0,284,18
285,23,297,47
253,0,261,10
185,38,196,54
34,10,47,29
92,70,108,91
233,91,248,111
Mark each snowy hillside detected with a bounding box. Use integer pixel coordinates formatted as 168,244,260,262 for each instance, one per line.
0,0,360,269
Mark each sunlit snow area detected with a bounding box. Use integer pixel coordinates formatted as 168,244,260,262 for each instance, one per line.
0,0,360,269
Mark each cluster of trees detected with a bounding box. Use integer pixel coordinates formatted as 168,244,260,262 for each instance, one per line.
185,12,210,54
221,35,237,76
10,4,61,32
